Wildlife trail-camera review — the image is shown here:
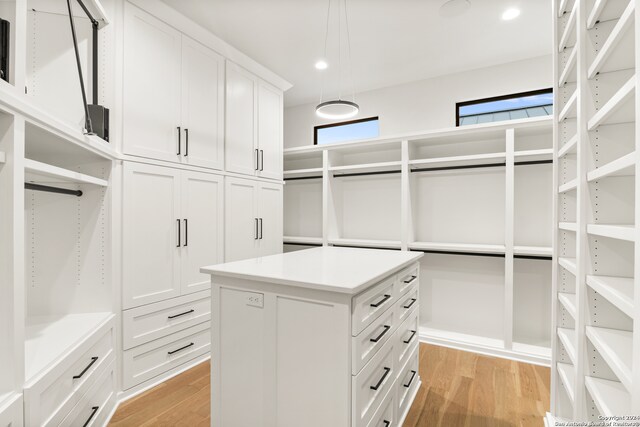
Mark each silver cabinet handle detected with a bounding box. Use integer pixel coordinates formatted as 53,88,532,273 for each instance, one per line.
259,149,264,171
177,126,181,155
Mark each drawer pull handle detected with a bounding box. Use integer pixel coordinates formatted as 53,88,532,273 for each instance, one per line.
403,370,417,388
370,294,391,308
168,309,195,319
403,330,417,344
370,325,391,343
168,342,194,355
82,406,99,427
383,421,391,427
403,298,417,309
73,357,99,379
403,275,417,284
370,366,391,391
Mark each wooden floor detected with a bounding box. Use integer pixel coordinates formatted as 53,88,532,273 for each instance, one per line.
110,343,550,427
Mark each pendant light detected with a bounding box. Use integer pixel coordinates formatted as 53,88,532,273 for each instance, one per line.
316,0,359,120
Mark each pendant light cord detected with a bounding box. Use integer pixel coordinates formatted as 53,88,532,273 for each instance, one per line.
344,0,355,103
319,0,331,104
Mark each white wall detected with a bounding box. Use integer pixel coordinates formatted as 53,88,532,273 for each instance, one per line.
284,55,552,148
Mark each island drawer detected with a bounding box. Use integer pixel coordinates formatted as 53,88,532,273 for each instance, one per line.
366,385,396,427
122,290,211,349
395,308,419,369
395,263,419,297
396,283,418,325
352,341,395,427
397,346,420,420
352,275,396,336
352,307,396,375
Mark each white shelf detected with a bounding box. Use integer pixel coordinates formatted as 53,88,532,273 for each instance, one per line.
283,168,323,178
283,236,323,245
559,222,577,232
328,238,402,249
558,178,577,193
559,257,577,276
558,293,577,319
514,246,553,257
585,376,631,416
558,134,578,158
587,152,635,181
587,0,614,28
559,2,578,52
24,159,108,187
557,362,576,404
585,326,633,391
559,47,578,86
558,91,578,122
558,0,574,17
587,224,635,241
408,241,505,255
586,275,634,318
587,0,635,78
329,161,401,175
420,327,505,350
409,152,506,168
557,327,577,364
25,312,113,384
587,76,636,131
514,149,554,162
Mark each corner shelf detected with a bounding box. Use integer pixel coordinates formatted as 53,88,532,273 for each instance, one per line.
24,159,108,187
558,327,577,364
408,241,505,255
586,275,634,318
558,134,578,158
559,257,577,276
585,375,631,416
587,76,636,131
557,362,576,405
283,236,323,246
24,312,113,385
586,224,635,241
587,0,635,78
587,152,635,181
558,293,577,320
327,238,402,250
585,326,633,391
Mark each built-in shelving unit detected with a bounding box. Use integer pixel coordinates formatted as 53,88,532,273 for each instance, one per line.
284,117,554,365
551,0,639,421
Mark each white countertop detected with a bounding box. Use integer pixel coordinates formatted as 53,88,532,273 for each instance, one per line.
201,247,422,294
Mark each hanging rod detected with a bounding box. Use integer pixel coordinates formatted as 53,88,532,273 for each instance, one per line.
514,254,552,261
330,244,402,251
515,160,553,166
25,183,83,197
284,241,323,247
411,249,505,258
333,169,401,178
284,175,323,181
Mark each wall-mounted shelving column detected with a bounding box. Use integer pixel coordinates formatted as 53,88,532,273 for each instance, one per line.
505,129,515,351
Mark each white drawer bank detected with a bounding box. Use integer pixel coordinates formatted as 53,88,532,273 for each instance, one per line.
201,246,423,427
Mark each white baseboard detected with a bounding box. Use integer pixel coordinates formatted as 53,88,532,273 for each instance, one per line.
419,329,551,367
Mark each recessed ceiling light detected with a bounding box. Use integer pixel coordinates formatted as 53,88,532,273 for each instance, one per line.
502,8,520,20
315,60,328,70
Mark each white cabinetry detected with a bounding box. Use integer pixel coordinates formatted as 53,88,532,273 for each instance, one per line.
224,176,283,262
123,162,223,309
123,3,224,170
226,62,283,179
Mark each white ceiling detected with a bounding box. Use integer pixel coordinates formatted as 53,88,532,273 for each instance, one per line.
160,0,552,107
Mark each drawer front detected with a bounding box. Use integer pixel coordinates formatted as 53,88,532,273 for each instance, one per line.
395,264,419,297
366,386,395,427
353,307,395,375
352,276,396,336
24,321,115,427
123,290,211,349
395,308,419,370
0,394,23,427
60,361,116,427
395,284,418,325
123,321,211,390
397,346,420,421
353,341,395,427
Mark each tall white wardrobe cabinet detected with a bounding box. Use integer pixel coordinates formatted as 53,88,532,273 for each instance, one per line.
118,1,286,394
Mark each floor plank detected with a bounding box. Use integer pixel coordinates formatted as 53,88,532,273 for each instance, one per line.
110,343,550,426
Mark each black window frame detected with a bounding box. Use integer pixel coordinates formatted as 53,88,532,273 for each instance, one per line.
313,116,380,145
455,88,553,127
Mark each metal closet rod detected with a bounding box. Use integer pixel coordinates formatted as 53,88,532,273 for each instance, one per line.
25,183,83,197
283,159,553,180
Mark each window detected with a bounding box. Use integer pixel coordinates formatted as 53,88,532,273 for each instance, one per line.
456,89,553,126
314,117,380,145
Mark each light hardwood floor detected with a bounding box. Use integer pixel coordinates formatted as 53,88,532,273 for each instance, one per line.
110,343,550,427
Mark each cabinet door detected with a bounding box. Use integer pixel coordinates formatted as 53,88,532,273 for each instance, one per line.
181,171,224,295
225,177,258,262
258,183,283,257
123,162,181,309
181,36,225,170
257,81,283,180
123,3,182,163
225,62,258,176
